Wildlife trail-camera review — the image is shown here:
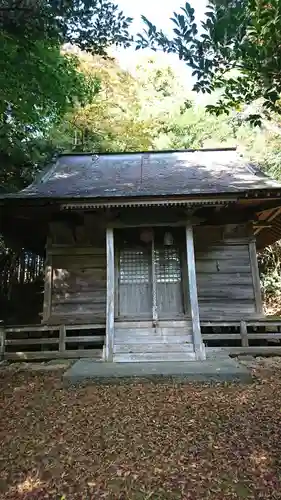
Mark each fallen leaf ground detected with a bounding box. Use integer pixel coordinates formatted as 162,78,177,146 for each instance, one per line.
1,363,281,500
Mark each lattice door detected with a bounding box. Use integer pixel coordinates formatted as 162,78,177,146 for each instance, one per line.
118,248,152,318
154,246,184,317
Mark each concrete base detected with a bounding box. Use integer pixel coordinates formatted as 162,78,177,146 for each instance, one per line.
63,357,252,385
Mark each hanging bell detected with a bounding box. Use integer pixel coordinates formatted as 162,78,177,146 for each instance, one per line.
164,231,174,246
140,228,153,243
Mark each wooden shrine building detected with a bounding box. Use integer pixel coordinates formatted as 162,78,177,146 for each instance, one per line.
1,147,281,362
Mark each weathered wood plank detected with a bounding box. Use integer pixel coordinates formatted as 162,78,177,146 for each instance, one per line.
247,333,281,339
249,240,263,314
5,350,103,361
65,335,105,343
114,343,194,354
51,305,106,315
202,333,241,340
206,346,281,354
240,320,249,347
52,295,106,305
105,228,114,362
199,303,256,315
201,321,240,327
5,338,59,346
196,246,250,260
64,323,105,330
203,332,281,340
47,314,106,324
246,321,281,327
197,286,254,300
114,327,192,336
5,335,104,346
197,274,253,286
115,320,192,328
186,225,205,360
59,325,66,352
114,335,194,344
5,325,60,333
195,261,251,273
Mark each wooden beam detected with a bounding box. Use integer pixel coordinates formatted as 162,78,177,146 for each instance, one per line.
254,206,281,236
105,228,114,361
5,350,103,361
185,225,206,360
249,241,263,314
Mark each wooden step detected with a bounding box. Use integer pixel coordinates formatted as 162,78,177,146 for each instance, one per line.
114,343,194,354
114,335,193,345
115,327,192,337
115,320,192,329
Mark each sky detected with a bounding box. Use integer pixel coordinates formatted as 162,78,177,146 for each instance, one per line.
113,0,208,88
116,0,207,35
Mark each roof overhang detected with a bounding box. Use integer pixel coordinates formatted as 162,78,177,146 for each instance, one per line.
60,196,238,210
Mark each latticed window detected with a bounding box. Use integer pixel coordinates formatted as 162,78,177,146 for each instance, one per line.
119,249,150,284
154,247,182,283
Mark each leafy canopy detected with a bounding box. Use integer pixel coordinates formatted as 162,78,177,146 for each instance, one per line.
137,0,281,123
0,0,133,190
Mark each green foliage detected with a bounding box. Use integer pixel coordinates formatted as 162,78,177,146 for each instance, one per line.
0,0,133,191
51,52,155,153
259,242,281,300
137,0,281,122
1,0,133,54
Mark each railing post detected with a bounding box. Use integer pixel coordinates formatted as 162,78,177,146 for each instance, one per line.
0,321,5,360
240,320,249,347
59,325,66,353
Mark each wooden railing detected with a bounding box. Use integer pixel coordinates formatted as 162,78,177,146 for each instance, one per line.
0,323,105,361
202,319,281,355
1,319,281,362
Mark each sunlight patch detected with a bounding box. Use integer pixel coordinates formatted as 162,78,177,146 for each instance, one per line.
17,476,42,494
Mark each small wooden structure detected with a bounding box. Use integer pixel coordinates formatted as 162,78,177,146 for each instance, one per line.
1,147,281,362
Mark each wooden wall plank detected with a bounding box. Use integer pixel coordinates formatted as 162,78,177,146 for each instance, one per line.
48,238,106,324
194,226,257,319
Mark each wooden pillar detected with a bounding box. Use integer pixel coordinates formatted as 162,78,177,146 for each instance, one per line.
105,228,114,362
185,225,206,360
42,238,52,323
249,240,263,315
151,233,158,325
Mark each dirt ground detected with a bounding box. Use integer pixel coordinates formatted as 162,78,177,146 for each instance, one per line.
1,358,281,500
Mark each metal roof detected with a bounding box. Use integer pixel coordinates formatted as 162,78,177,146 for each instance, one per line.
2,148,281,200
